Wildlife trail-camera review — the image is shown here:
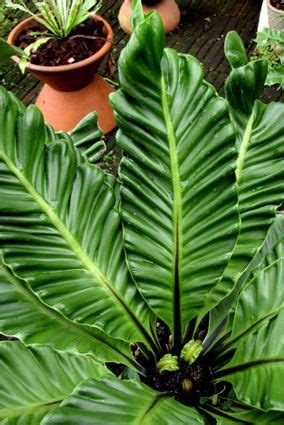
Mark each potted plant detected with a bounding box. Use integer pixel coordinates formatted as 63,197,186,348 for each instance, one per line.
252,27,284,89
0,2,284,423
118,0,180,34
267,0,284,29
0,0,116,134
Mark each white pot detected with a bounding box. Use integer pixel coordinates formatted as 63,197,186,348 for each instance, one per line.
267,0,284,30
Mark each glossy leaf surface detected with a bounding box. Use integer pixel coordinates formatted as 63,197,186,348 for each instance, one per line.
229,259,284,345
224,31,248,69
111,9,239,344
205,405,284,424
205,213,284,345
43,376,204,424
215,260,284,410
0,265,137,366
0,88,153,350
0,342,109,424
202,38,284,320
46,112,106,164
0,38,25,65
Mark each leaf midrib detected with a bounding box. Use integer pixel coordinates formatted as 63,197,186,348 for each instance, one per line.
213,357,284,380
221,309,282,354
0,398,63,420
222,259,284,353
136,393,168,425
0,151,152,349
1,265,137,367
161,76,182,349
236,105,256,181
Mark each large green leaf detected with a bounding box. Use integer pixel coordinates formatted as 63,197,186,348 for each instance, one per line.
42,376,205,424
224,31,248,70
0,341,109,424
215,312,284,411
110,7,239,346
202,404,284,424
0,264,139,367
214,261,284,411
258,217,284,272
204,213,284,347
0,38,25,65
202,35,284,318
0,87,155,352
46,112,106,164
224,258,284,350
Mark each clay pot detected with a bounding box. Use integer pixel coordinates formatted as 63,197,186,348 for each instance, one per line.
267,0,284,30
8,15,116,134
118,0,180,35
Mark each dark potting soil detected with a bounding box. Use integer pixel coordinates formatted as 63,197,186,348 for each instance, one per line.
15,18,107,67
142,0,161,5
271,0,284,10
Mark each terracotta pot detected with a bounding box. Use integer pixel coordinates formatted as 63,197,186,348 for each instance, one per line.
267,0,284,30
8,15,116,134
118,0,180,35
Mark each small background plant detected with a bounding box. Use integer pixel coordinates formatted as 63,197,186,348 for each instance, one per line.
5,0,102,38
0,0,105,72
252,28,284,89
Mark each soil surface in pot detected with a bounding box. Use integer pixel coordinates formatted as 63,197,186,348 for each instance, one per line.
270,0,284,10
15,18,107,67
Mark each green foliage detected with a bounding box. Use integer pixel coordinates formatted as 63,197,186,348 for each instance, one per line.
156,354,179,372
0,37,25,66
0,36,55,73
5,0,101,38
203,30,283,337
0,0,103,72
42,377,204,424
224,31,248,69
0,2,283,424
181,339,202,365
112,11,239,343
252,28,284,90
46,111,106,163
0,342,109,423
0,0,18,32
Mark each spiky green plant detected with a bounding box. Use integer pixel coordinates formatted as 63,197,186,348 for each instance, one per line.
5,0,101,38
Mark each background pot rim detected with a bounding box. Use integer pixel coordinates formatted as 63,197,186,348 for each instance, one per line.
7,14,113,73
266,0,284,14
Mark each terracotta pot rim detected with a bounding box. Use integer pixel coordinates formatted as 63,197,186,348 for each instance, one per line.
267,0,283,14
7,14,113,73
